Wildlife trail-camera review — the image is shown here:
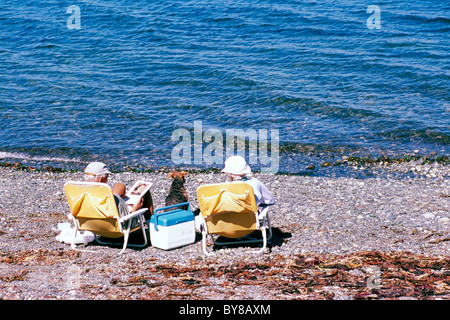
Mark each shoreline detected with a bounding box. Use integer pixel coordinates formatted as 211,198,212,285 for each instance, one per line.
0,165,448,299
0,153,448,178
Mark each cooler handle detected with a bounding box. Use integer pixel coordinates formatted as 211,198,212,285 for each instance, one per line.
153,202,190,231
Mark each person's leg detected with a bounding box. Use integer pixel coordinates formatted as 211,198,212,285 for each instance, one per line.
142,190,154,220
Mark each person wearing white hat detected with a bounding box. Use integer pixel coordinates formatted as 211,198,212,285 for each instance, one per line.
222,156,275,207
84,162,153,220
84,161,112,183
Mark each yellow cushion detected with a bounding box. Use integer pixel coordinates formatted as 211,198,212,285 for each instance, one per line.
200,189,254,217
197,182,258,239
64,181,122,236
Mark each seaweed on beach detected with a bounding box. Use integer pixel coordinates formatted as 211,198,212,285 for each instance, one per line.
0,248,81,266
2,250,443,300
100,251,448,300
147,251,449,300
0,161,71,173
335,155,449,167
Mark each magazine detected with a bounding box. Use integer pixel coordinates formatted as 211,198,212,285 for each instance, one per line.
124,180,153,207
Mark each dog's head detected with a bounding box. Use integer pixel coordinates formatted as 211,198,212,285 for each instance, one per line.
168,170,188,183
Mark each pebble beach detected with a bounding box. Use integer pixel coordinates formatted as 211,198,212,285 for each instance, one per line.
0,160,448,300
2,0,449,305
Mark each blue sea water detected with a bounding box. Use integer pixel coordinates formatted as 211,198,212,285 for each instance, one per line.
0,0,448,174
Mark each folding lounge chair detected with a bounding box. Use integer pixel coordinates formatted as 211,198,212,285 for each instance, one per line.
64,181,148,254
196,182,272,255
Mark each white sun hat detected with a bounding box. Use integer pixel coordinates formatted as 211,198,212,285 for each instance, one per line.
222,155,252,176
84,162,111,176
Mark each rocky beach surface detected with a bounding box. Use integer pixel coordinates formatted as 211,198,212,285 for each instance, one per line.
0,159,448,300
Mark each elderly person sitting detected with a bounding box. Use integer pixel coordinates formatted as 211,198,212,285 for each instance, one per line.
84,162,153,220
222,156,275,208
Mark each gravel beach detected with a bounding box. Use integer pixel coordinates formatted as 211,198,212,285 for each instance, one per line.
0,160,448,300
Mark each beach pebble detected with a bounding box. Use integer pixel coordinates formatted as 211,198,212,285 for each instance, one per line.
423,212,435,219
439,217,449,224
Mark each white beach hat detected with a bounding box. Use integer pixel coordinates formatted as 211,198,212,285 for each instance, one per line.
84,162,111,176
222,155,252,175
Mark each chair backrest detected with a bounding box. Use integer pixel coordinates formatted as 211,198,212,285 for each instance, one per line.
64,181,122,238
196,182,258,238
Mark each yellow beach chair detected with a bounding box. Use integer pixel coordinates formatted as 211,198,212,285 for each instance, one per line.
64,181,148,254
196,182,272,255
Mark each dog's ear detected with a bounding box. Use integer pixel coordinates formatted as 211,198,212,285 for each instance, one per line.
167,172,174,179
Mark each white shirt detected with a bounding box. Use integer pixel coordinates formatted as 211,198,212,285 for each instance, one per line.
239,177,275,207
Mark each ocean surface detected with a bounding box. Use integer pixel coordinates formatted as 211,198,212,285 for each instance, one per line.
0,0,448,175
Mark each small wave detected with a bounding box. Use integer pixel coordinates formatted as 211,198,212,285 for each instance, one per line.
0,152,84,164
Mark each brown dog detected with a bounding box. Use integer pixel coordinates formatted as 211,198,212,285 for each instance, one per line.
165,170,189,210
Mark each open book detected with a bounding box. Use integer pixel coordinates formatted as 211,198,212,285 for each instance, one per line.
124,180,153,208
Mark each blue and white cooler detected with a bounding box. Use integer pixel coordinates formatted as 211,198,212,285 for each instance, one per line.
149,202,196,250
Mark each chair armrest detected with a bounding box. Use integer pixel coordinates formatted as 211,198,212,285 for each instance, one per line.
117,208,147,223
257,205,270,219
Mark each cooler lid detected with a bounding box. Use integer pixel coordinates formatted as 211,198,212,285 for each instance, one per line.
151,209,194,227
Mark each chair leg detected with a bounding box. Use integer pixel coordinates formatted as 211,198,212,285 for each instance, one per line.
201,225,214,256
119,231,130,254
200,215,272,255
71,227,78,250
133,217,148,249
141,218,148,247
266,216,273,241
70,228,96,253
254,227,267,254
92,220,148,254
121,216,148,251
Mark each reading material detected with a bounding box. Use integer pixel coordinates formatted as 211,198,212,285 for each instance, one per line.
124,180,153,207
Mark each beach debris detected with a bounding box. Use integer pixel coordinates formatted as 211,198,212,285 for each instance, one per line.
0,249,81,266
95,251,450,300
2,250,444,300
